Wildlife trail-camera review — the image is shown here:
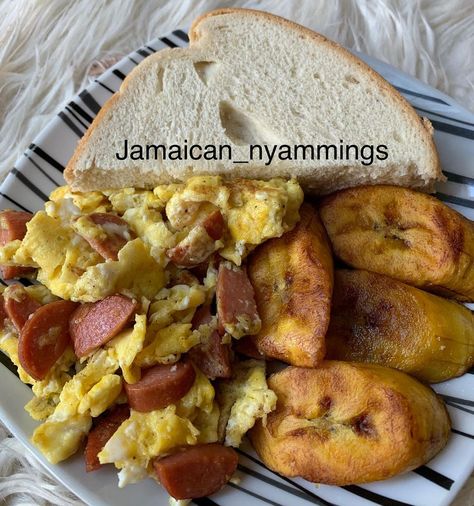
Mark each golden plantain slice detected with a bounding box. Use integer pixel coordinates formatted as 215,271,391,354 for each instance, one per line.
319,185,474,301
249,362,450,486
244,203,333,367
326,270,474,383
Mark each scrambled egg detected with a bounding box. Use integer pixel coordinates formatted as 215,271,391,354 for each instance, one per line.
217,360,277,447
0,285,75,420
32,349,120,463
161,176,303,264
0,176,300,490
99,367,217,487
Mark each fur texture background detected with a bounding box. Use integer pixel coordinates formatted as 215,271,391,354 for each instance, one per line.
0,0,473,504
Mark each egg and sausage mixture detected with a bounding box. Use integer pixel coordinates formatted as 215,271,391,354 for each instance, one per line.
0,176,303,490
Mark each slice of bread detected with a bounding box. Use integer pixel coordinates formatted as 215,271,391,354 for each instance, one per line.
65,8,443,194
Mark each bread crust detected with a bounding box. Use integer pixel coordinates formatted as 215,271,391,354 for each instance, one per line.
65,8,442,190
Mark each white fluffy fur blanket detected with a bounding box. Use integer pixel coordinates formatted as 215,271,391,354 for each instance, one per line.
0,0,473,504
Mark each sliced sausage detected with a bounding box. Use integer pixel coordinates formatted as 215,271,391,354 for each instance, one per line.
0,294,8,330
216,263,261,338
153,443,238,499
18,300,78,380
70,294,137,358
79,213,135,260
0,210,34,279
202,210,225,241
84,404,130,472
189,304,232,379
3,284,41,331
124,361,196,412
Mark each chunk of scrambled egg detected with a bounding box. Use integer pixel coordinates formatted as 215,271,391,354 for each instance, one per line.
161,176,303,264
12,211,103,299
217,360,277,447
32,349,120,463
107,314,147,384
71,239,166,302
136,285,207,366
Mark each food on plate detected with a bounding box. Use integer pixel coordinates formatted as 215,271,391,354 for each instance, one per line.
326,270,474,383
85,404,130,472
70,294,138,357
3,284,41,330
18,299,78,380
0,175,299,495
217,359,277,447
0,177,302,302
153,443,238,499
74,212,136,260
241,203,333,367
320,185,474,301
216,261,261,338
188,303,232,379
0,210,34,279
124,361,197,412
1,7,469,502
64,10,441,194
249,362,451,485
166,210,225,267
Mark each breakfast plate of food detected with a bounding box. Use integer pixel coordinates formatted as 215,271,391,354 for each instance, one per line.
0,8,473,506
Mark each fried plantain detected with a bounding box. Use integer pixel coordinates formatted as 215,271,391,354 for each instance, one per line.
249,362,450,485
326,270,474,383
245,203,333,367
319,185,474,301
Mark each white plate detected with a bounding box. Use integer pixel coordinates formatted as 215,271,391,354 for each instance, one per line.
1,27,474,506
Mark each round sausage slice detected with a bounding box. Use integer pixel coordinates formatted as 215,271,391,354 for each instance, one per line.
85,404,130,472
0,210,34,279
18,300,78,380
124,361,196,412
153,443,238,499
70,294,137,358
3,284,41,331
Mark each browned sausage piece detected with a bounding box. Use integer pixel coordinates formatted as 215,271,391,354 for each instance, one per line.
0,210,34,279
18,300,78,380
70,295,138,358
202,210,225,240
84,404,130,472
153,443,238,499
0,295,8,330
189,304,232,379
216,262,261,338
3,284,41,331
124,361,196,412
80,213,135,260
